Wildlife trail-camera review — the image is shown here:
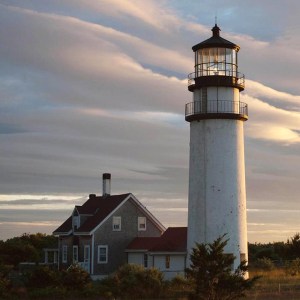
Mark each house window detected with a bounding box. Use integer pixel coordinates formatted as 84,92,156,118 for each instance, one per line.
98,245,108,264
112,216,121,231
144,254,148,268
138,217,146,231
84,245,90,263
62,245,68,263
73,246,78,263
73,216,79,230
165,255,170,269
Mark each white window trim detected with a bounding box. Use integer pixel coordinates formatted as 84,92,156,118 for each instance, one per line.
97,245,108,264
62,245,68,263
84,245,90,262
138,216,146,231
73,245,78,263
112,216,121,231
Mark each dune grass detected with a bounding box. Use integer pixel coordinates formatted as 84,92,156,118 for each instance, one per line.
245,268,300,299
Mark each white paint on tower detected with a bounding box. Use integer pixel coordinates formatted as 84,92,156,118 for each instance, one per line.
186,24,248,271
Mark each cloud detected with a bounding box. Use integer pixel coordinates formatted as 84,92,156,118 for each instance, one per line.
0,3,190,117
246,80,300,107
242,91,300,144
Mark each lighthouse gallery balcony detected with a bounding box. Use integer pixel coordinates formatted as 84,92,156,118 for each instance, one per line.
188,70,245,92
185,100,248,122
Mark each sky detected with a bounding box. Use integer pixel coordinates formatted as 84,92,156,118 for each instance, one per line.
0,0,300,243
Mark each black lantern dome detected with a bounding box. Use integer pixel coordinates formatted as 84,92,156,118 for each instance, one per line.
192,24,239,51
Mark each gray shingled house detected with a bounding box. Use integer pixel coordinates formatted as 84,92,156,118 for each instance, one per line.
53,173,166,279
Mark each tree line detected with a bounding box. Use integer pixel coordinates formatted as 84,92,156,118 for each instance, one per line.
1,232,300,268
249,233,300,265
0,233,57,267
0,232,300,299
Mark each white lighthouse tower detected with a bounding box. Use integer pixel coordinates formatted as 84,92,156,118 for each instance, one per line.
186,24,248,269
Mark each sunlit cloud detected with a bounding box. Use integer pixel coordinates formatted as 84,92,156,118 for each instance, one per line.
247,80,300,105
0,194,84,210
248,223,285,227
0,221,60,227
243,93,300,144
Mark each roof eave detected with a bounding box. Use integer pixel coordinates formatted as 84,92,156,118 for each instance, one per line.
74,231,92,236
149,251,187,255
192,43,240,52
192,35,240,52
129,194,166,232
53,230,72,236
125,249,148,253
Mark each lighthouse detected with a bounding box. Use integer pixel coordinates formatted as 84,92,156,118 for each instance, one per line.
186,24,248,269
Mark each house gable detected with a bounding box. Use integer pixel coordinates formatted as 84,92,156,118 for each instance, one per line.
53,189,167,277
92,196,164,275
57,193,165,236
53,193,131,236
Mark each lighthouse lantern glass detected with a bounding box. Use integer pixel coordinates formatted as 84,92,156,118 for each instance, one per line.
195,47,238,77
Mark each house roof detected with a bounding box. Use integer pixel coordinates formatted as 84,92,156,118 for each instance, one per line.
53,193,165,236
78,194,132,232
53,216,72,235
126,227,187,253
53,193,130,235
126,237,161,251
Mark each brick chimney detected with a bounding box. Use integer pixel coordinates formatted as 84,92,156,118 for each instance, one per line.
102,173,111,196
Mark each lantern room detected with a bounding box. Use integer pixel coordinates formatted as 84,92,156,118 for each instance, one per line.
185,24,248,122
188,24,245,92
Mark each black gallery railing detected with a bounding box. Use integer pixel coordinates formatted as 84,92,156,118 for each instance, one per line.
188,71,245,87
185,100,248,118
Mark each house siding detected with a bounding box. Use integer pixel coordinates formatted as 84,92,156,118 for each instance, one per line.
127,252,153,268
127,253,144,265
127,252,186,279
92,197,162,275
152,254,186,280
59,236,74,267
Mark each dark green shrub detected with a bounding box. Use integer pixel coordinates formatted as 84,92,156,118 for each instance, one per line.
62,263,91,290
113,264,164,299
28,286,67,299
26,266,59,289
0,265,12,299
95,276,118,299
255,257,275,270
285,258,300,276
165,274,191,298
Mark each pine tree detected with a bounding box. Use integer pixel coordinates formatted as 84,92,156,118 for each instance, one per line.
186,235,259,300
